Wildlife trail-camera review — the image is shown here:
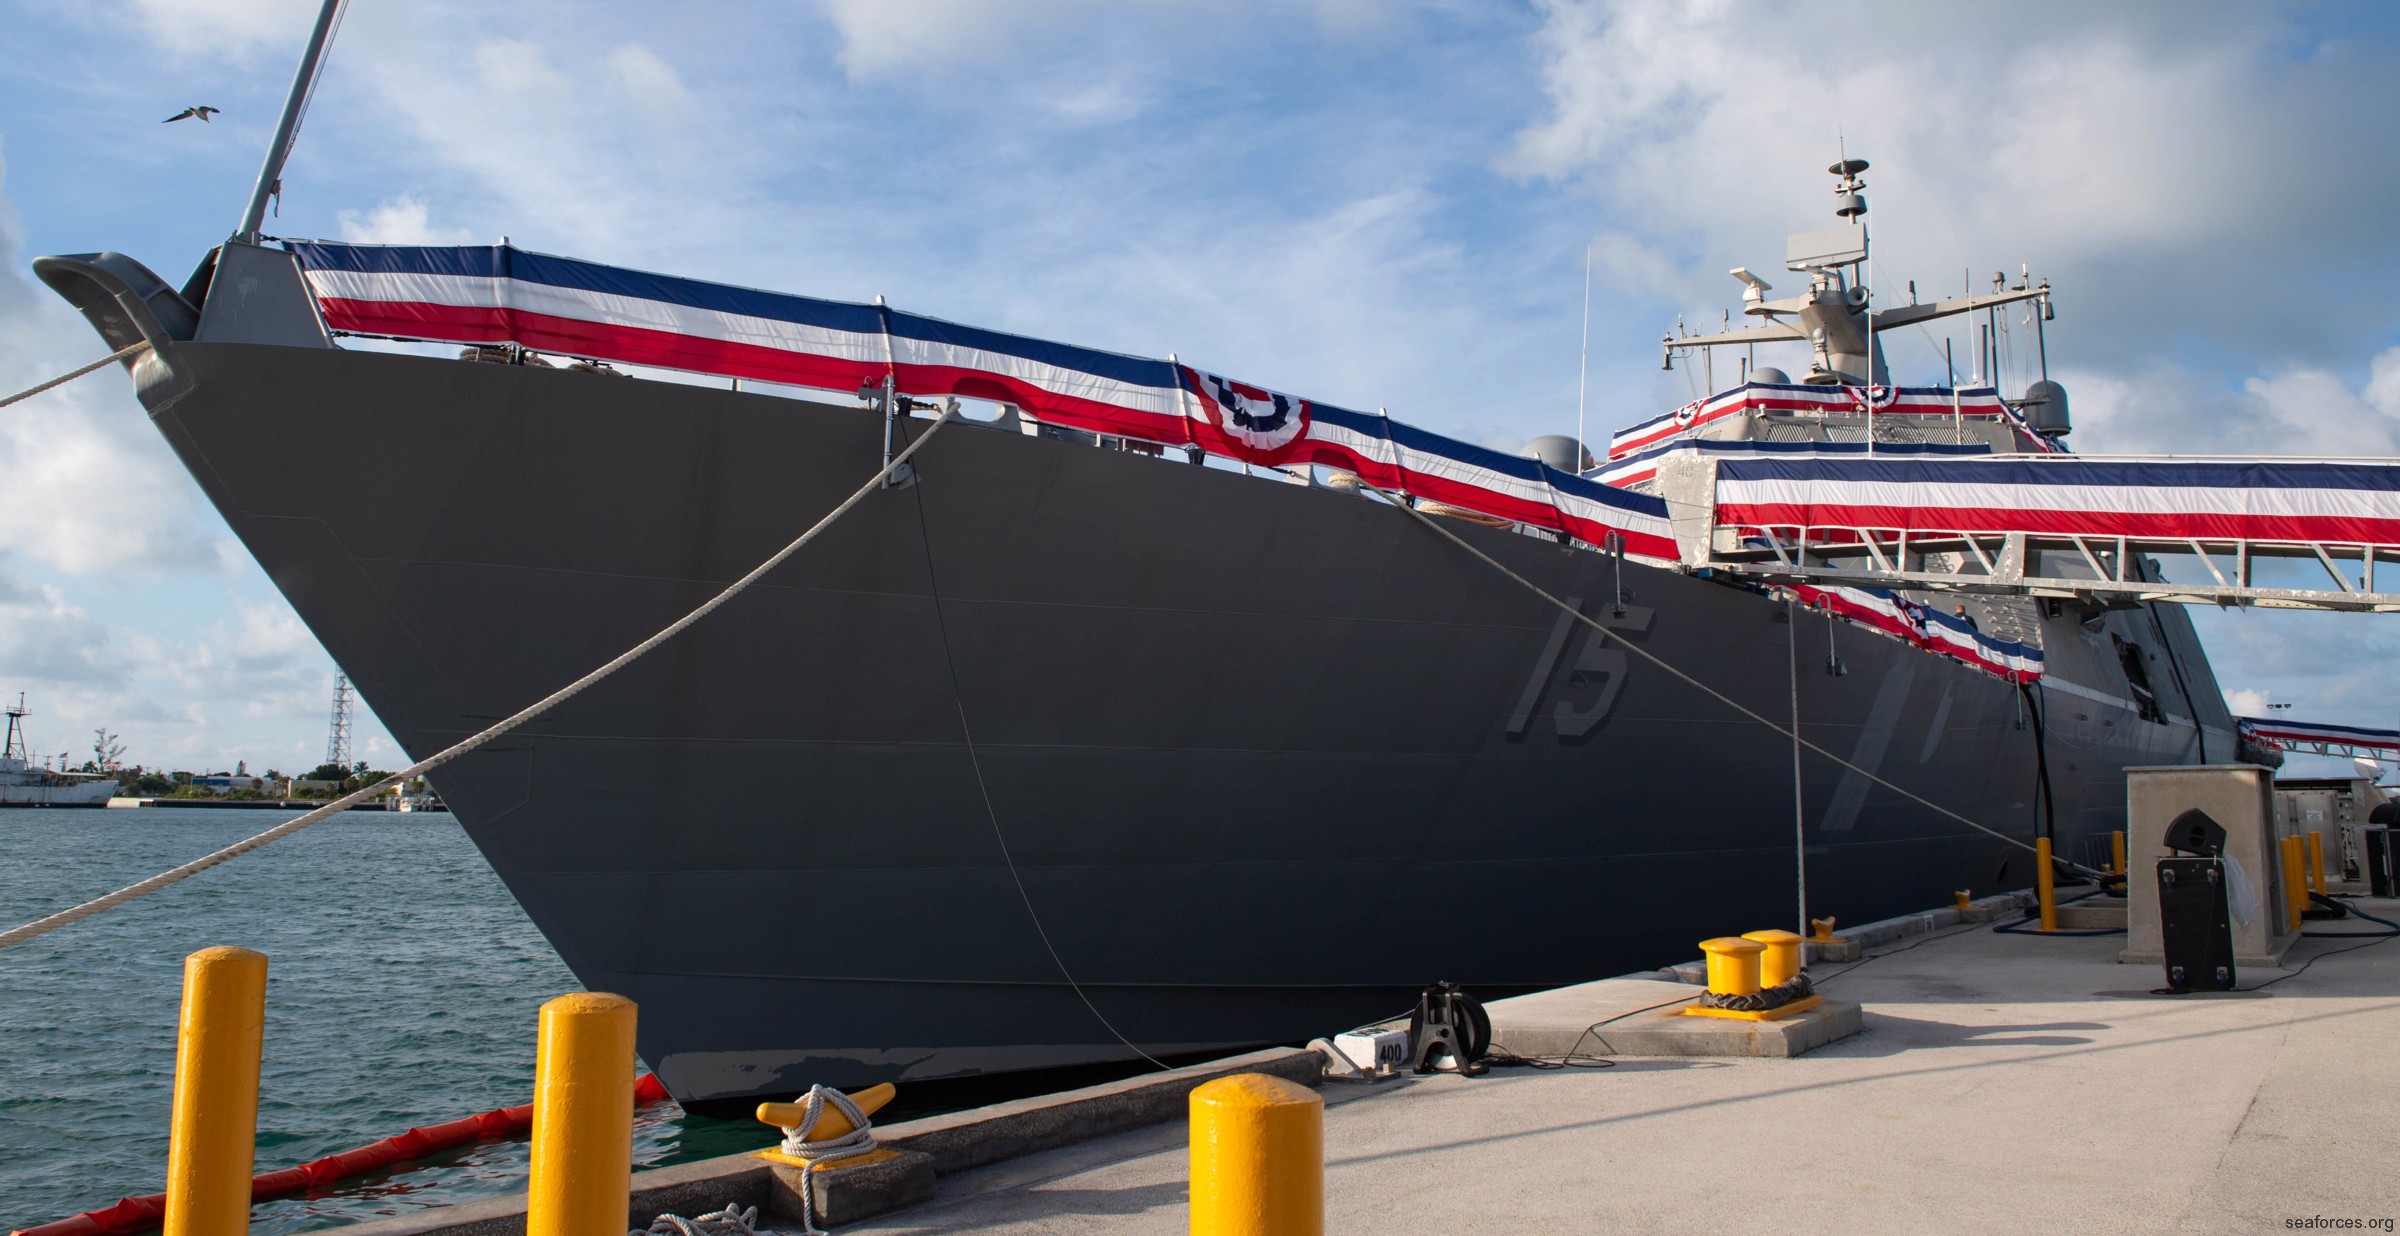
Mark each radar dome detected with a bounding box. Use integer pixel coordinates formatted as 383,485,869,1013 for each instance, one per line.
1524,434,1596,473
1751,366,1792,385
2023,379,2070,437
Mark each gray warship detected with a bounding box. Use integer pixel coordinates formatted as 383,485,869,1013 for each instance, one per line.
35,143,2243,1100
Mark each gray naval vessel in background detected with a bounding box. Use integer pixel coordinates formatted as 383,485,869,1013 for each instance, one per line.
32,157,2247,1105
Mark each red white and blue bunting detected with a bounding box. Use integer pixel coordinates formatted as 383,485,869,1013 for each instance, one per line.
284,241,1679,558
1607,382,2058,461
2237,716,2400,758
1789,584,2045,683
1711,456,2400,546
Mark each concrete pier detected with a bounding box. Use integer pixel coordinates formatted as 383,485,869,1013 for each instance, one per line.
844,899,2400,1235
316,895,2400,1236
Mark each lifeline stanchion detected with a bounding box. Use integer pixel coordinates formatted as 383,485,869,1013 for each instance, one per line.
163,947,267,1236
0,409,957,952
528,993,637,1236
1189,1074,1322,1236
2036,837,2058,932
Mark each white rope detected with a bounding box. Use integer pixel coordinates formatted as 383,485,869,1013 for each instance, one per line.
1364,483,2109,878
0,340,152,410
773,1085,881,1236
634,1205,763,1236
0,410,958,951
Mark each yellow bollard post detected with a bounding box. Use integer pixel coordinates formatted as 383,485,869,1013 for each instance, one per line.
1740,929,1803,988
2280,836,2308,933
1809,916,1836,943
1697,937,1766,996
164,946,268,1236
2307,831,2328,897
2110,830,2127,877
529,993,638,1236
2036,837,2058,932
1953,889,1973,911
1189,1072,1322,1236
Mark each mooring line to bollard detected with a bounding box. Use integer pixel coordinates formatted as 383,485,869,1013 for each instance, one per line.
0,410,959,951
1360,480,2110,878
0,340,152,410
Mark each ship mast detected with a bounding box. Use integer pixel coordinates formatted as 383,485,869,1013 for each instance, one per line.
3,694,27,767
235,0,348,243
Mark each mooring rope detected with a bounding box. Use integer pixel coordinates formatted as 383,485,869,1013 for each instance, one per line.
772,1085,880,1236
0,340,153,411
1364,483,2108,878
0,410,957,951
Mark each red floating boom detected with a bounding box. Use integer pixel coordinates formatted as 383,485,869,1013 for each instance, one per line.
11,1075,674,1236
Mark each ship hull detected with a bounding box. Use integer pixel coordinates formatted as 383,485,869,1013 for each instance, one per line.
133,341,2223,1102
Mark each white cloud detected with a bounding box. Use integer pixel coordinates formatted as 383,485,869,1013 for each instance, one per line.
0,160,232,577
2062,346,2400,457
337,194,477,245
812,0,1122,77
123,0,323,59
1501,1,2400,373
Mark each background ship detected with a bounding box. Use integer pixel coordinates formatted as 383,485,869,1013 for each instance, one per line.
0,695,114,807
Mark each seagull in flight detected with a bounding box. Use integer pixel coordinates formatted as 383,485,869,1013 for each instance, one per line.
162,106,220,123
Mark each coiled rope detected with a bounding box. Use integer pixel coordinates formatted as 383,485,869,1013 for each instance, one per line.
0,410,957,950
1362,481,2108,879
0,340,152,410
633,1205,764,1236
772,1085,881,1236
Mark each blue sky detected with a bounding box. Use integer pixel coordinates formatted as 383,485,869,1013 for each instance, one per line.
2,0,2398,775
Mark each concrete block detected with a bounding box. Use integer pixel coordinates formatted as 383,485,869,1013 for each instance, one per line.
1806,938,1862,962
1662,960,1709,985
765,1150,935,1228
2056,898,2128,931
1484,976,1862,1059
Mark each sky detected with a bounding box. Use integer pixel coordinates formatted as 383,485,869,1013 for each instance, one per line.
1,0,2397,776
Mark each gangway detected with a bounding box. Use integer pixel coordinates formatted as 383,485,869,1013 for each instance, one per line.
2237,716,2400,761
1652,448,2400,613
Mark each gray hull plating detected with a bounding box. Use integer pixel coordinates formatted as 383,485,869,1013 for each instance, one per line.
137,343,2222,1102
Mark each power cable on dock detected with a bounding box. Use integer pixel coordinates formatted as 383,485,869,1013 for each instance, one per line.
0,410,959,951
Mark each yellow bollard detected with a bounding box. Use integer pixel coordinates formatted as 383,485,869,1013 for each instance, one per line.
1809,916,1836,943
164,946,268,1236
1953,889,1973,911
1697,937,1766,996
2280,836,2308,933
529,993,638,1236
2307,831,2328,897
1189,1072,1322,1236
1741,929,1803,988
2036,837,2058,932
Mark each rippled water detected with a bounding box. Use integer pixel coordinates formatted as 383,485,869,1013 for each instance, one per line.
0,808,759,1233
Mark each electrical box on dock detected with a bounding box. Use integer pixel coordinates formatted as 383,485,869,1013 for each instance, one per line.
1332,1028,1408,1076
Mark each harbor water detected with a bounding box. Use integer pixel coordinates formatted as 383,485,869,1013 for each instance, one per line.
0,807,757,1234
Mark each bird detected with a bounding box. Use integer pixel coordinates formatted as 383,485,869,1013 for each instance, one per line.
162,106,220,124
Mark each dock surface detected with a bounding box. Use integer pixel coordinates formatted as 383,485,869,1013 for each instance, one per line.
837,904,2400,1234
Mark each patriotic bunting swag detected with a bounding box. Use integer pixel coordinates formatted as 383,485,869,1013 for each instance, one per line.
288,240,2055,685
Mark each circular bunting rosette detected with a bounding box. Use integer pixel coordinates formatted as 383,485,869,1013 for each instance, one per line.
1184,366,1311,464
